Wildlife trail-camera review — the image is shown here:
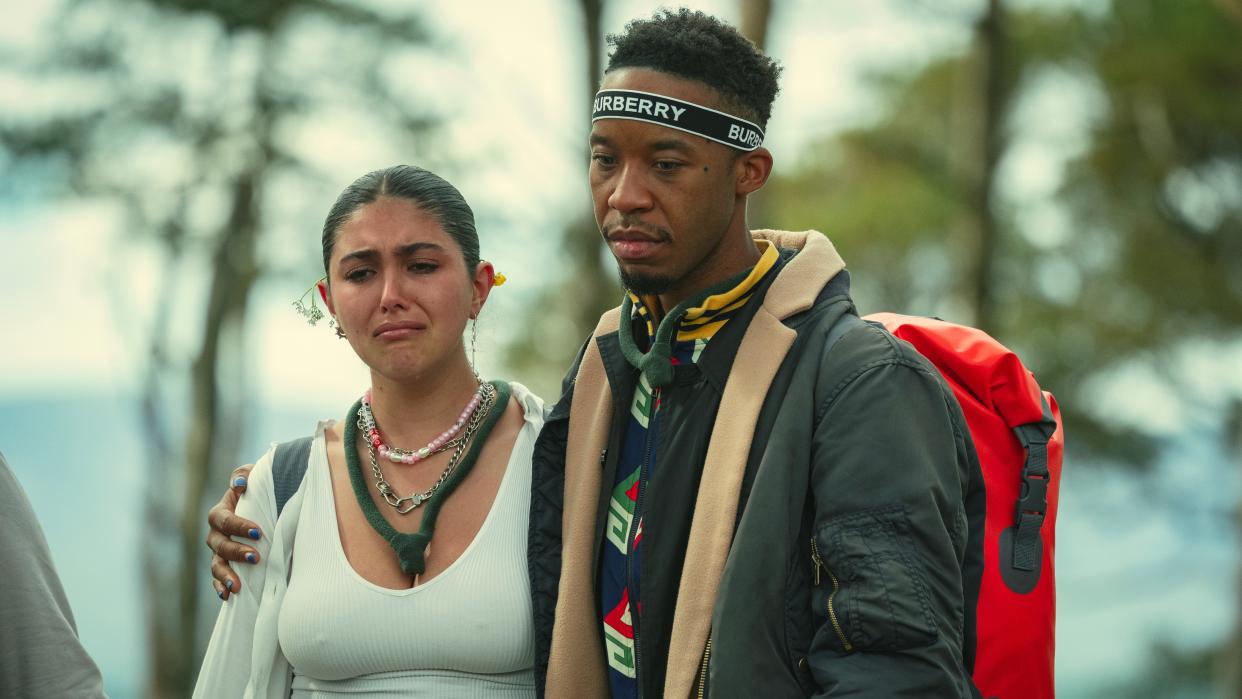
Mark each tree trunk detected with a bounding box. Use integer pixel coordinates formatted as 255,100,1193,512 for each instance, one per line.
967,0,1006,333
147,47,273,699
140,227,187,698
739,0,774,50
582,0,602,90
1221,399,1242,696
567,0,616,339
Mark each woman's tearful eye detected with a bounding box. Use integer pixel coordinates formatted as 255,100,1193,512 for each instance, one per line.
344,267,374,283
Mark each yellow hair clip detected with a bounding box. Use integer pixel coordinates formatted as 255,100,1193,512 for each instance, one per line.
493,273,507,287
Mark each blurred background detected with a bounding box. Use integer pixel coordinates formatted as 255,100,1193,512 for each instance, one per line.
1,0,1239,696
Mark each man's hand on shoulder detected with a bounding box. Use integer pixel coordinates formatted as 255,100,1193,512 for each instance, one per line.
206,464,262,601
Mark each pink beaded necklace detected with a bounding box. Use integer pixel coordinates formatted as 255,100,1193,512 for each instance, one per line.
358,383,487,465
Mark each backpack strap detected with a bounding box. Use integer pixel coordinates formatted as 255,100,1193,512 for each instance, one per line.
1000,395,1058,592
825,309,865,352
271,436,313,519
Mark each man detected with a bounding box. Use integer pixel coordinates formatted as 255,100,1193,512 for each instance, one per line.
208,9,984,697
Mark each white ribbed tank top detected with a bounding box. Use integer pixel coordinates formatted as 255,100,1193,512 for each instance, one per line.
277,390,538,698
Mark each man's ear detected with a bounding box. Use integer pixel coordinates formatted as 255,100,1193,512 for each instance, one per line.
471,261,496,319
734,146,773,196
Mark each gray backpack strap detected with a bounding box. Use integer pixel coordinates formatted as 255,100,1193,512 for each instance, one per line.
826,310,865,352
272,436,313,518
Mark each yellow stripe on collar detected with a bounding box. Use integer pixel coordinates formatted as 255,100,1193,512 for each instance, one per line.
673,241,777,342
681,240,777,322
626,240,779,345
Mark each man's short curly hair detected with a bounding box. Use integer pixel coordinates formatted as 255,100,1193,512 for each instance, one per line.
604,8,782,129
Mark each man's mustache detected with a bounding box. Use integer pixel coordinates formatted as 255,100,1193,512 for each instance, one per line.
601,217,672,242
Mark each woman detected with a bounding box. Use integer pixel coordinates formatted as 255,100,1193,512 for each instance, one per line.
194,165,542,697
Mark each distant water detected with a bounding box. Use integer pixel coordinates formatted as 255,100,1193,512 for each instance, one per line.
1,391,1235,697
0,390,338,698
3,391,147,698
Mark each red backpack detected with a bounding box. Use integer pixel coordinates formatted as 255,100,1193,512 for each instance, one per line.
865,313,1064,699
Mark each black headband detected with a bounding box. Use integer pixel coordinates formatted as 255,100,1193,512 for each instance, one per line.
591,89,764,151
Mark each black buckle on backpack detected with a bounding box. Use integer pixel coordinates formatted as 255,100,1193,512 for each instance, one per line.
1016,472,1049,517
1013,421,1055,515
1000,418,1058,593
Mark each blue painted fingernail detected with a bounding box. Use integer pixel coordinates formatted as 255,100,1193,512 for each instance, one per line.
233,476,247,487
225,579,233,591
217,590,226,600
248,528,260,540
245,552,257,564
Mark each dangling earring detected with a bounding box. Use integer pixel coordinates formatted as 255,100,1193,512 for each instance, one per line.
294,277,343,339
470,316,479,381
292,281,326,325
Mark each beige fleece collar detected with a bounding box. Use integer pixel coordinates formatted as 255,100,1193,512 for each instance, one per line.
544,229,846,698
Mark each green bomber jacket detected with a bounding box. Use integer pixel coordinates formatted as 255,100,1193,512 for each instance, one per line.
529,230,985,698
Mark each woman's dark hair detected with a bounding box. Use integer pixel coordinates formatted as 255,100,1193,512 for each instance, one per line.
321,165,479,277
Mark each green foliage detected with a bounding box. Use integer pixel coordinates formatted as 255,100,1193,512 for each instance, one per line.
756,58,965,315
1057,0,1242,336
143,0,430,40
1021,0,1242,461
757,0,1242,466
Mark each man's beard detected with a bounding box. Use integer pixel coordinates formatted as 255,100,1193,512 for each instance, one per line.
619,268,677,296
602,217,676,296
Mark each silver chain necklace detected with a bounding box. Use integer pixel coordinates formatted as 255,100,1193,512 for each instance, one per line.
357,382,498,514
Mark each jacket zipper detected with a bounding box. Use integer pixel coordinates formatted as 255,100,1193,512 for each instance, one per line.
696,634,712,698
810,537,853,652
627,386,660,696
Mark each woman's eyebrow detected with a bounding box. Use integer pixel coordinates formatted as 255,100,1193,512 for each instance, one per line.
339,242,445,265
338,247,377,265
396,242,445,256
